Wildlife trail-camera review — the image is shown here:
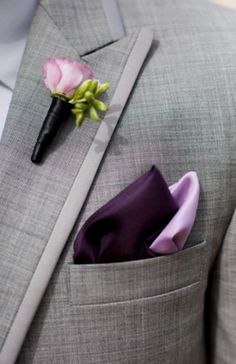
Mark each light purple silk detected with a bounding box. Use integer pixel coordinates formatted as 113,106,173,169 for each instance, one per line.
150,171,200,254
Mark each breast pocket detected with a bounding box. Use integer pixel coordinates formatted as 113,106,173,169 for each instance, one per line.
68,241,207,305
66,241,208,364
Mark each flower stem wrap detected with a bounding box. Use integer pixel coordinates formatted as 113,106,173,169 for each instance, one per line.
31,97,72,164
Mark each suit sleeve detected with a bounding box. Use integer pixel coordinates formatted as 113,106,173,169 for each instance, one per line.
210,208,236,363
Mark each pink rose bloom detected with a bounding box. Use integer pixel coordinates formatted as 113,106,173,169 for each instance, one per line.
42,57,93,97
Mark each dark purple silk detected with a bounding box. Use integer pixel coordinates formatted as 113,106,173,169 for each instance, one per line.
73,166,179,264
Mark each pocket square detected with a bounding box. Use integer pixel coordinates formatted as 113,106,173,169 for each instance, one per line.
73,166,200,264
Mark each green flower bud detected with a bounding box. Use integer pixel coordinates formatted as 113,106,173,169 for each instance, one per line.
93,99,109,112
84,91,94,102
89,106,100,122
70,77,110,126
74,102,88,111
71,108,80,115
88,80,98,93
75,112,85,127
95,82,110,96
72,79,93,101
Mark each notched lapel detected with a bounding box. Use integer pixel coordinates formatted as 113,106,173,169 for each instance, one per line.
40,0,125,56
0,1,149,358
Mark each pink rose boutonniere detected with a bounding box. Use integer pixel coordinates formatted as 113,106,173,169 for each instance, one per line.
31,57,110,164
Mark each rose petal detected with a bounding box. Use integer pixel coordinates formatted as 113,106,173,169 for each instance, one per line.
55,59,84,95
42,57,94,96
42,58,62,93
78,63,94,81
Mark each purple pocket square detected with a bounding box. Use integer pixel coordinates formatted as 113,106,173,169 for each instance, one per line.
73,166,199,264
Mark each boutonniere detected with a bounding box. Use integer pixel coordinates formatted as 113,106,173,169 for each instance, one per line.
31,57,110,164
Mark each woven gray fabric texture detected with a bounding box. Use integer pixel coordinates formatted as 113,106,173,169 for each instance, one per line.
0,0,236,363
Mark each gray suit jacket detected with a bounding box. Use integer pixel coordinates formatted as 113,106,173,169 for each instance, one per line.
0,0,236,363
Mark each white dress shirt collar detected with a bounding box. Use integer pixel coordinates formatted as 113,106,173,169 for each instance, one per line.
0,0,37,140
0,0,37,90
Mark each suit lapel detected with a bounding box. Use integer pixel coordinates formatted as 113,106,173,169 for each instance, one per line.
0,1,153,361
40,0,125,55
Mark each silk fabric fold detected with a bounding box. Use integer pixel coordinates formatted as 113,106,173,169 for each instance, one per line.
73,166,200,263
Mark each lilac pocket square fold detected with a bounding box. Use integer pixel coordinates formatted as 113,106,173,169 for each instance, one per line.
73,166,200,264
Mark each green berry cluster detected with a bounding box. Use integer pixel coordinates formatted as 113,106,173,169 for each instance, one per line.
69,79,110,126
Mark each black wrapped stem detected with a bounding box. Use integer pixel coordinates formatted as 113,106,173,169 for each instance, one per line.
31,97,72,164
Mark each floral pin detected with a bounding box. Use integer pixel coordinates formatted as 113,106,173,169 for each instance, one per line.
31,57,110,164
